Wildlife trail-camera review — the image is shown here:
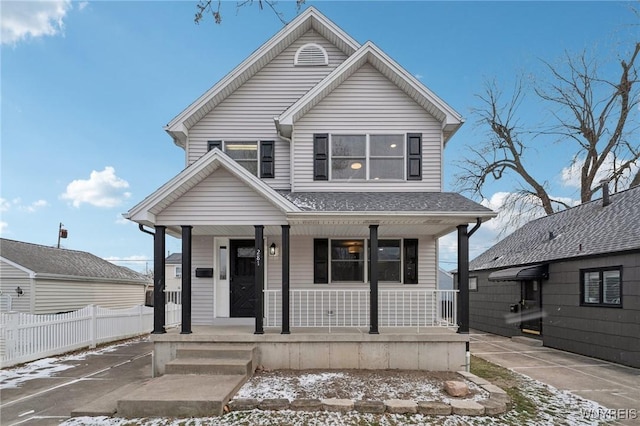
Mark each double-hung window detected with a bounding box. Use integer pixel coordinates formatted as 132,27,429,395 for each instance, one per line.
580,266,622,307
313,133,422,180
314,238,418,284
207,140,274,178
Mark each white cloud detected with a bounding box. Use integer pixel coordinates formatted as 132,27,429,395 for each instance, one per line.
0,221,7,236
78,2,89,11
104,255,152,274
414,73,424,80
561,154,639,190
1,0,72,45
0,197,48,213
61,167,131,208
0,198,10,212
115,214,131,225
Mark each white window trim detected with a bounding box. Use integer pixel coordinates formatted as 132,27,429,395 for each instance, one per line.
329,134,406,181
210,140,261,176
326,237,405,284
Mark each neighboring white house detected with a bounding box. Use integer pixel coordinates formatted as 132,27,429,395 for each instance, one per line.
165,252,182,291
0,238,149,314
125,7,495,331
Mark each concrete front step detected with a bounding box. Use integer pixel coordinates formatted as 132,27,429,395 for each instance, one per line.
176,344,256,360
165,357,252,375
117,374,247,418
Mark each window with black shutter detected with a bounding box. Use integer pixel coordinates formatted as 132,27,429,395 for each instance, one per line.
208,140,223,151
406,133,422,180
403,239,418,284
313,239,329,284
260,140,275,178
313,133,329,180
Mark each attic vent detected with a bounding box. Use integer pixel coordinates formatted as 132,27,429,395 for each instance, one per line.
294,43,328,66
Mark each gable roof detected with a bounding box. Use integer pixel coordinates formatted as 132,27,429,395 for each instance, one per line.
0,238,148,283
166,252,182,264
469,186,640,271
165,7,360,148
275,42,464,143
125,148,302,225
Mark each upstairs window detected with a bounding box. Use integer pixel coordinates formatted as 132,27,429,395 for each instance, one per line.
313,133,420,181
581,267,622,307
175,266,182,278
208,140,274,178
294,43,328,66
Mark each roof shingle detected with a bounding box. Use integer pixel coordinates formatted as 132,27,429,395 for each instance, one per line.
469,186,640,271
0,238,149,282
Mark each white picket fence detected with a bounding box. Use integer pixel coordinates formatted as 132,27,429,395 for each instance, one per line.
0,302,181,368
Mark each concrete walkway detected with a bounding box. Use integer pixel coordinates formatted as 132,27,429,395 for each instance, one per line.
470,331,640,426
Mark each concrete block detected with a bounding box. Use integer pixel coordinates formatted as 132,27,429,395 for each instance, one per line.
354,400,386,414
478,398,507,415
358,343,389,369
321,398,354,412
384,399,417,414
389,343,419,370
258,398,290,411
482,384,509,401
229,399,259,411
300,344,331,369
329,343,359,369
450,400,485,416
457,371,490,386
290,398,322,411
417,401,452,415
258,343,291,369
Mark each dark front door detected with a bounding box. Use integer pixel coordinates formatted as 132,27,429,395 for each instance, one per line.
520,280,542,335
230,240,256,318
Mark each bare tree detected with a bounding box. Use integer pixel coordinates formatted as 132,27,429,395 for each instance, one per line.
195,0,305,25
458,42,640,215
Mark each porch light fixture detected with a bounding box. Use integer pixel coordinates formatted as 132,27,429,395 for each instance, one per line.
269,242,277,256
350,162,362,170
15,286,23,297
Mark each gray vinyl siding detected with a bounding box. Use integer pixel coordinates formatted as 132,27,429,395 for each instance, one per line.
191,236,215,325
157,168,287,226
292,63,443,192
187,29,349,190
469,252,640,368
543,253,640,368
468,270,522,338
33,279,145,314
267,235,437,289
0,260,32,313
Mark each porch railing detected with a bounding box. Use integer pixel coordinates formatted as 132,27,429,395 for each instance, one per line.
264,289,457,331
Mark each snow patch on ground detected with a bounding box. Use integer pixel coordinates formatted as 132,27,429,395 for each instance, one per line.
0,337,145,389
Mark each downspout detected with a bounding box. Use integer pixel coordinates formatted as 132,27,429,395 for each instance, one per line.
274,117,294,192
463,217,482,372
139,224,155,237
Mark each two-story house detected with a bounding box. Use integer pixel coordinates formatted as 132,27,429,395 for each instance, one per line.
125,7,495,377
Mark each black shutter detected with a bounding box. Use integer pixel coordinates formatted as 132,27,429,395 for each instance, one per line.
313,239,329,284
208,140,223,152
406,133,422,180
403,239,418,284
260,140,275,178
313,133,329,180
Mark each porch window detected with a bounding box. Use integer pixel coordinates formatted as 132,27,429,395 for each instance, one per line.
580,267,622,307
313,238,417,284
328,134,406,180
331,240,365,282
207,140,274,178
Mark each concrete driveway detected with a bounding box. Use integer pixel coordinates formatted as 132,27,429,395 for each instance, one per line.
470,331,640,426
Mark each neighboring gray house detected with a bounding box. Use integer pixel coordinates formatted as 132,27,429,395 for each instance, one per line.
0,238,149,314
466,185,640,368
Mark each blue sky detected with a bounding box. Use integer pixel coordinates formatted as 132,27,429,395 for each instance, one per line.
1,1,638,273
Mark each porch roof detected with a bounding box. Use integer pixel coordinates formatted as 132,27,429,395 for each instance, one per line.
280,191,494,214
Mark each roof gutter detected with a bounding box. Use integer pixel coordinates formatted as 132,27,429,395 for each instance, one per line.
139,224,155,236
468,217,482,237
